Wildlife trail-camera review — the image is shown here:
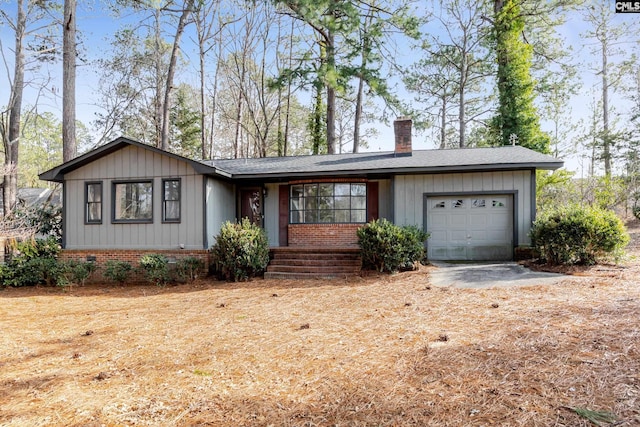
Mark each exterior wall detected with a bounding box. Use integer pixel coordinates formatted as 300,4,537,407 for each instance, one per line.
393,170,533,245
263,182,280,246
64,145,205,250
205,177,236,248
376,179,392,221
288,223,361,247
59,249,209,284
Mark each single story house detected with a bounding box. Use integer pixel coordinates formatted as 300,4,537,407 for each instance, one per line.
39,119,562,276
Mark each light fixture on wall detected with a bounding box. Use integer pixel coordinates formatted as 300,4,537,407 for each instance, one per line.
262,187,268,198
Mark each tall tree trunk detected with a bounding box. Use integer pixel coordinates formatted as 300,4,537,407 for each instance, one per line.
440,96,447,149
602,42,611,176
154,8,163,147
3,0,26,217
458,55,467,148
199,40,207,159
160,0,194,151
62,0,76,161
326,32,336,154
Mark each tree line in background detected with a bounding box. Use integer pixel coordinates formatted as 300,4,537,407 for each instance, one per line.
2,0,640,219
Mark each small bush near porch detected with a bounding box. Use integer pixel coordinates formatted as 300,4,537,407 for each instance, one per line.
357,219,429,273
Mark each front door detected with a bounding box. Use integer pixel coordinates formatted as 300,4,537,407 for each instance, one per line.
240,188,263,227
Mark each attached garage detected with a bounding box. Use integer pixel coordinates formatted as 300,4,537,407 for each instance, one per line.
425,193,514,261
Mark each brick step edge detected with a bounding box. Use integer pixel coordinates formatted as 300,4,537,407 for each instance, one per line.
264,272,360,280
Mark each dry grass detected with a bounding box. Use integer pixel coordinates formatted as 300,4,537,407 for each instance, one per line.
1,225,640,426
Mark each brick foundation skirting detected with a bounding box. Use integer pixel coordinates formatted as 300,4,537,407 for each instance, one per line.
59,249,210,284
288,223,361,247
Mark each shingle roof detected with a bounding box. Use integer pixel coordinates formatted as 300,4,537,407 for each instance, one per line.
207,146,563,180
39,137,563,183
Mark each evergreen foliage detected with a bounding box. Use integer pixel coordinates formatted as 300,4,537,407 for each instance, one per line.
103,260,134,285
357,219,429,273
530,205,629,265
493,0,550,153
138,253,172,286
0,237,63,287
210,218,270,281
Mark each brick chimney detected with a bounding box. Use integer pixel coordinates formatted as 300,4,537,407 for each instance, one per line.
394,117,412,156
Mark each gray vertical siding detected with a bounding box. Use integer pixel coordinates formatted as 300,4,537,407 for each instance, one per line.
263,183,279,247
64,145,205,249
205,177,236,248
394,171,533,245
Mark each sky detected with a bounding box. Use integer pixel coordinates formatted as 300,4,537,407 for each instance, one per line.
1,0,639,175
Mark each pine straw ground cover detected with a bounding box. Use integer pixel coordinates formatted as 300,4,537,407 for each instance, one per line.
1,225,639,426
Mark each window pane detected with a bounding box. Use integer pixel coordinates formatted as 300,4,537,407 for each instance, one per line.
335,210,350,223
351,183,366,196
335,196,350,210
304,197,317,211
114,182,152,221
290,210,303,224
305,210,318,223
290,185,304,198
352,196,366,210
351,210,366,223
165,201,180,220
453,199,464,208
86,183,102,223
318,210,333,223
88,203,101,222
318,183,333,196
164,180,179,200
472,199,486,208
87,184,101,202
304,184,318,197
335,183,350,196
318,195,333,210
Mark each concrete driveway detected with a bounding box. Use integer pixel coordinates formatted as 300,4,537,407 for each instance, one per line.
428,261,565,289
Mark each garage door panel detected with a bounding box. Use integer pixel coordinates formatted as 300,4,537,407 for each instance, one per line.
430,230,447,241
469,230,487,241
430,214,449,227
426,194,513,261
450,214,467,226
468,214,488,227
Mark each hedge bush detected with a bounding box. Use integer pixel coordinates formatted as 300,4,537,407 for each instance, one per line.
103,260,134,285
357,219,430,273
530,204,629,265
139,253,172,286
0,237,63,287
210,218,269,281
175,256,205,282
61,260,98,286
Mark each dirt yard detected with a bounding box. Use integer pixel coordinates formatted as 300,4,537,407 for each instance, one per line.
1,222,639,426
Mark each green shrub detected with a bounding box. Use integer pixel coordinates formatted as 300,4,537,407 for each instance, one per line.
530,204,629,266
357,219,430,273
0,237,63,287
210,218,269,281
61,260,98,286
139,254,172,286
103,260,134,285
175,256,205,282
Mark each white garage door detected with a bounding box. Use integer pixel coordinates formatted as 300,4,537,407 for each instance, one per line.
426,195,513,261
